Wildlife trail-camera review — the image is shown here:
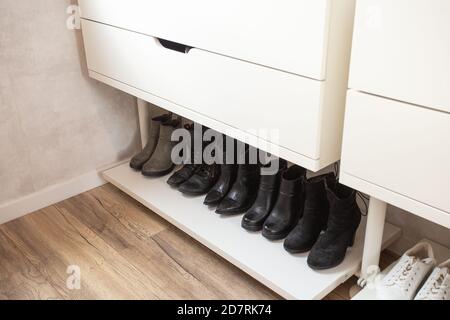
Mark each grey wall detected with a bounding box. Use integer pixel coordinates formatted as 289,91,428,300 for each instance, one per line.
0,0,140,204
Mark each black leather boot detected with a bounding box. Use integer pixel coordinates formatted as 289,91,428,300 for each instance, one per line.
203,163,238,206
262,165,306,241
215,163,260,215
307,182,362,270
241,159,287,231
167,164,201,187
284,173,336,253
167,124,201,187
178,164,221,196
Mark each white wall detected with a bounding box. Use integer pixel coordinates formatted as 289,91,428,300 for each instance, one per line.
0,0,140,211
387,206,450,254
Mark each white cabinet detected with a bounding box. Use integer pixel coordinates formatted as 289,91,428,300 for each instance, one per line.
79,0,331,79
342,0,450,225
341,0,450,290
82,20,323,160
342,91,450,214
80,0,357,171
349,0,450,113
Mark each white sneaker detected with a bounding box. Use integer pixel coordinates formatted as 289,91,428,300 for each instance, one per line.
415,259,450,300
379,242,436,300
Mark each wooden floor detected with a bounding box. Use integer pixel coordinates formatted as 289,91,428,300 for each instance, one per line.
0,184,397,300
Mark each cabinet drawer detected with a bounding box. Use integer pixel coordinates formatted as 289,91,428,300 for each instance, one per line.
342,91,450,213
79,0,330,80
349,0,450,113
82,20,323,160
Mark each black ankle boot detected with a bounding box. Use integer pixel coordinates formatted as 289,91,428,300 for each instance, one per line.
167,124,201,187
284,173,336,253
215,163,260,215
241,159,287,231
178,164,221,196
307,182,362,270
167,164,201,187
204,164,238,206
262,165,306,240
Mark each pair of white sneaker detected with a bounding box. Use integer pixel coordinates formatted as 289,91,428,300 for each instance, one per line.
380,242,449,300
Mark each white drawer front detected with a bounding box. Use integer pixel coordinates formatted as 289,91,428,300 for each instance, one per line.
82,20,323,160
342,91,450,213
79,0,330,80
349,0,450,113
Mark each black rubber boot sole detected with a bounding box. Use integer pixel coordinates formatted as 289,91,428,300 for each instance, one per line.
283,245,312,255
203,197,224,206
261,229,291,241
141,166,175,177
241,221,263,232
307,257,346,271
215,203,253,216
179,188,210,196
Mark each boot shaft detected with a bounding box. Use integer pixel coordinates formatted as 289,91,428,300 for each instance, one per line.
279,165,306,196
159,118,181,139
150,113,172,137
305,173,336,206
259,159,287,191
325,181,361,231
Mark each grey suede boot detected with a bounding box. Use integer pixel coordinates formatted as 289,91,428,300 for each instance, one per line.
130,114,172,170
142,118,181,177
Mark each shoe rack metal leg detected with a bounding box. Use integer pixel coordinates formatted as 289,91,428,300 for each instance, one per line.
358,197,387,287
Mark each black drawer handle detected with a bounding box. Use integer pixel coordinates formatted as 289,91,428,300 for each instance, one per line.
156,38,192,54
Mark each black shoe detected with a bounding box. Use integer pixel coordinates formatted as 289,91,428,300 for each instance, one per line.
215,163,260,215
167,164,201,187
204,164,238,206
307,182,362,270
262,165,306,241
241,159,287,231
284,173,336,253
178,164,221,196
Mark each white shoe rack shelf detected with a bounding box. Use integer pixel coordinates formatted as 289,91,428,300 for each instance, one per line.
102,163,400,300
101,100,402,300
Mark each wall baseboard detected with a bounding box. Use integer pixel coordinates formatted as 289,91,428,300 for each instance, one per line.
0,159,130,225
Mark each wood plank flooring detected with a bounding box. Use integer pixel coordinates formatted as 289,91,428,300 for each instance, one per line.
0,184,397,300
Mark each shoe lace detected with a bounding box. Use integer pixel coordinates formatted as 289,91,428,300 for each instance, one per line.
419,268,448,300
356,192,369,216
383,257,420,293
